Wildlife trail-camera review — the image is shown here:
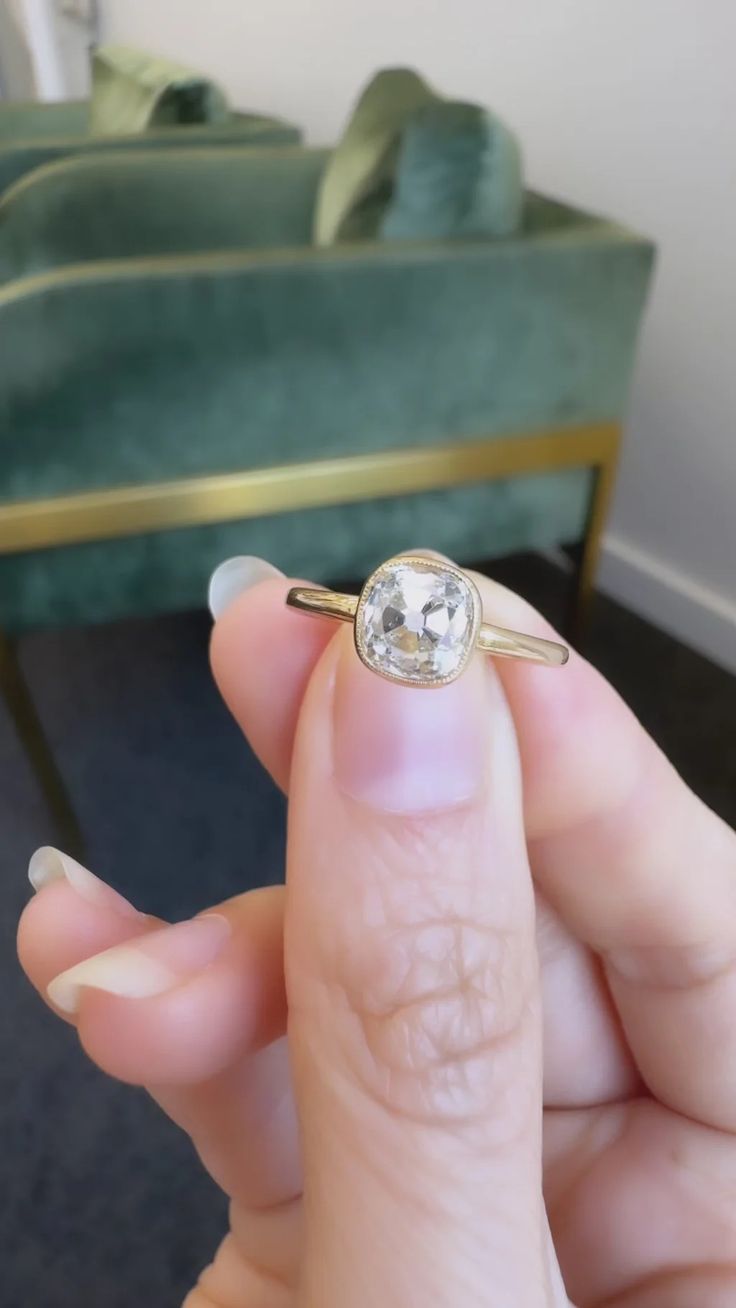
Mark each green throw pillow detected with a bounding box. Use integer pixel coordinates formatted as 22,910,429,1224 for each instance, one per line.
381,101,523,241
90,44,229,137
314,68,523,245
313,68,439,245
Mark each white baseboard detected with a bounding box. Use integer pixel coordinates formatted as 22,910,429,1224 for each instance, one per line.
598,535,736,675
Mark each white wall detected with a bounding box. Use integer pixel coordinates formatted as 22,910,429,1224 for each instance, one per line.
5,0,95,99
0,0,40,98
99,0,736,669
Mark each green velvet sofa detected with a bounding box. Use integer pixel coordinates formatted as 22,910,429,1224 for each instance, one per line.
0,112,654,850
0,139,655,632
0,142,654,632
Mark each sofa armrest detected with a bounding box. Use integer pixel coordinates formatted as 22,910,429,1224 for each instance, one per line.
0,220,654,504
0,146,328,281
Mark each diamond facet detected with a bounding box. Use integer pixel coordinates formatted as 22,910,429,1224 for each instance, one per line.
356,558,479,686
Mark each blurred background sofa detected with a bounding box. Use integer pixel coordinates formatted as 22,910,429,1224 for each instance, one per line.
0,42,300,194
0,67,654,847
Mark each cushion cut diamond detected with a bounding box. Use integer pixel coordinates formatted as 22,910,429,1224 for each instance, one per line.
356,559,478,685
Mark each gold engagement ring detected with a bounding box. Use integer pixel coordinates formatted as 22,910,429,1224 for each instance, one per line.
286,554,569,688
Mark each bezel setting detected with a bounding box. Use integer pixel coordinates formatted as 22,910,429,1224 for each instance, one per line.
354,555,482,688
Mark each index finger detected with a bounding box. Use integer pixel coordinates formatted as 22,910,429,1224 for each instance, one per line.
469,572,736,1132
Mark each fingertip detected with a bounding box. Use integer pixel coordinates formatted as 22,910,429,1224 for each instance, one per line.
18,879,154,1005
209,574,294,684
27,844,143,920
468,571,644,836
468,569,566,644
210,575,332,791
75,961,254,1085
208,556,283,622
54,889,286,1086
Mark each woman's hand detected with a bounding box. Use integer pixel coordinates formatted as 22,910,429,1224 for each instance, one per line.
18,563,736,1307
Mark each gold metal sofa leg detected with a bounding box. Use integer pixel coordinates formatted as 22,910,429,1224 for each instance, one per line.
0,630,85,861
567,425,621,647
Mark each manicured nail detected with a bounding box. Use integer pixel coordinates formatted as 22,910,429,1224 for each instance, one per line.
47,914,231,1015
333,637,492,815
208,556,283,620
28,846,141,920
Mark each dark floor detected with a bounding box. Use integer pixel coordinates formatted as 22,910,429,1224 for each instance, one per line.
1,555,734,1308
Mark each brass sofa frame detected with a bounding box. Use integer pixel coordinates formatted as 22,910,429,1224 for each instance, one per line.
0,419,619,854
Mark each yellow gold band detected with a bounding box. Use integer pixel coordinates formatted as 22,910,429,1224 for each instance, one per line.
287,586,569,668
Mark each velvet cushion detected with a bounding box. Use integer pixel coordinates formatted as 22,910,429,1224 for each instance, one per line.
90,44,229,136
314,67,522,245
381,101,522,241
313,68,438,244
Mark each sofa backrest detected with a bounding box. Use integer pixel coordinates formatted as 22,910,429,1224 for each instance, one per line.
0,112,302,199
0,146,329,284
0,100,90,143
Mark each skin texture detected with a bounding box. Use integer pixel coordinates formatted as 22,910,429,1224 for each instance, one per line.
17,565,736,1308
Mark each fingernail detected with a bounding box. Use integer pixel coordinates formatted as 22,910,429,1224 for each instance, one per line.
208,556,283,620
28,846,141,920
333,636,492,815
47,913,231,1015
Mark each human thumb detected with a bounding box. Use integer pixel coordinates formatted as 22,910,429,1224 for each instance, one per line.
284,623,563,1307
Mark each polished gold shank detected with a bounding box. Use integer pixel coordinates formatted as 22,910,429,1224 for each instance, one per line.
286,588,357,622
286,584,568,668
476,623,568,666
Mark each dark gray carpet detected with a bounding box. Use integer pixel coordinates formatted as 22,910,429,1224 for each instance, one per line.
2,556,734,1308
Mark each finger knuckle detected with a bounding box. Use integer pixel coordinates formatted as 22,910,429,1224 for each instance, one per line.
331,884,537,1129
